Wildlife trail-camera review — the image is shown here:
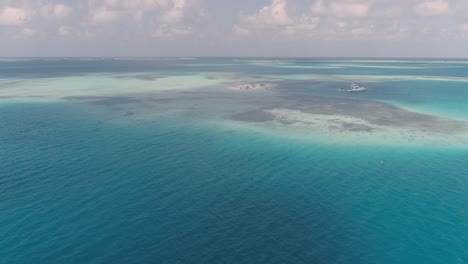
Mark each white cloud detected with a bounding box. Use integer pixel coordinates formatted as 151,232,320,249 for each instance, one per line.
236,0,320,36
311,0,327,15
22,27,35,36
311,0,370,18
90,7,121,23
350,25,374,36
53,4,72,19
87,0,177,23
101,0,169,10
160,3,185,24
41,3,72,19
330,2,369,18
160,9,184,23
373,7,401,18
336,21,347,28
461,23,468,33
155,0,205,37
154,23,193,37
382,21,409,40
15,27,36,38
414,0,450,16
3,0,467,54
241,0,292,26
84,0,204,38
289,15,320,32
58,26,70,36
88,0,151,23
87,0,204,38
0,6,34,26
234,25,249,36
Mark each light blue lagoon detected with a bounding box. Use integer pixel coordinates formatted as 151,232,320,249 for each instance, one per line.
1,58,467,264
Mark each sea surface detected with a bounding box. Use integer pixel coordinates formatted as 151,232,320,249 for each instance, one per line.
1,58,467,263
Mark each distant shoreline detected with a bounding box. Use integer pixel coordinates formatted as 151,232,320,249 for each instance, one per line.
2,56,468,61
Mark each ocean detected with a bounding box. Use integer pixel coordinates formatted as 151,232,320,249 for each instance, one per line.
1,58,467,263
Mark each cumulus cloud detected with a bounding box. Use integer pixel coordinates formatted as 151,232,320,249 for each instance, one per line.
461,23,468,33
90,7,121,23
241,0,292,26
52,4,72,19
160,0,189,24
87,0,195,24
311,0,370,18
3,0,468,56
350,25,374,36
414,0,450,16
382,21,409,40
58,26,70,36
15,27,36,38
154,24,193,37
85,0,203,37
235,0,319,36
87,0,163,23
0,6,34,25
41,3,72,19
155,0,206,37
291,15,320,31
100,0,169,10
234,25,249,36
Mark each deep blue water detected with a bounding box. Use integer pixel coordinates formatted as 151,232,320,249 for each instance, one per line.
1,59,468,263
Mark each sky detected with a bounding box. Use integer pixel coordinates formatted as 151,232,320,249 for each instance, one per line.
1,0,468,57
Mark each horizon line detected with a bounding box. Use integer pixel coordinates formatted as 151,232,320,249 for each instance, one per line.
1,56,468,60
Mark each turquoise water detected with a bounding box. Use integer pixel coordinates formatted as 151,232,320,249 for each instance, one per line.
1,58,468,263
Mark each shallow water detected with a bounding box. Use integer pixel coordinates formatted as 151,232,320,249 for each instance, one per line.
1,58,467,263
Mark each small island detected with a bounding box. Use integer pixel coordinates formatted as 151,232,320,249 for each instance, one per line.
229,83,275,91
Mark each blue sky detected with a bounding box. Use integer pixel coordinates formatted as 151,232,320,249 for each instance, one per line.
1,0,468,57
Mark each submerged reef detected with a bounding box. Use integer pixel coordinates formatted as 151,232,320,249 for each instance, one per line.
230,95,467,134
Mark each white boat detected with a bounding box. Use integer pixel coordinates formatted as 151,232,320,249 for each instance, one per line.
346,83,368,92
